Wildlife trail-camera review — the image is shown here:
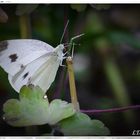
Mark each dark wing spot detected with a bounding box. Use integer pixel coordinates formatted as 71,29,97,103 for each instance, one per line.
27,77,32,85
23,72,29,79
20,64,24,69
0,41,8,52
9,54,18,62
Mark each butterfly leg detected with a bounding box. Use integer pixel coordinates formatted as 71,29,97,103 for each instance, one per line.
59,56,68,67
60,62,67,67
63,51,68,57
71,42,75,58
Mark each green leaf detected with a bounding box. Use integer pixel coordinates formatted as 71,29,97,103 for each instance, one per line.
91,120,111,135
3,85,75,127
46,99,75,125
16,4,39,16
70,4,87,12
59,112,110,136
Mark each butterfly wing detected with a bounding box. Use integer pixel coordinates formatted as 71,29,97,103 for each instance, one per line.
8,53,61,93
31,55,61,93
0,39,54,76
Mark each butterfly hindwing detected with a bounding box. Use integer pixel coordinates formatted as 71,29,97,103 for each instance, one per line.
8,53,61,93
31,55,61,93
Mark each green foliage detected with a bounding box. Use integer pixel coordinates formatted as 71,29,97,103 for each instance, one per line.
59,112,110,136
3,85,75,127
109,31,140,49
16,4,39,16
70,4,87,12
3,85,110,136
85,12,104,34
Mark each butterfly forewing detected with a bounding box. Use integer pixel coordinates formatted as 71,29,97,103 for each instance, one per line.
0,39,54,76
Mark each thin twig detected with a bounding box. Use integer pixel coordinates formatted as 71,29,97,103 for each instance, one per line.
66,56,80,112
81,105,140,115
19,14,32,38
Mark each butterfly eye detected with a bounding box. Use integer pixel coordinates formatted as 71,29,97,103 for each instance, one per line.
20,64,24,69
63,47,67,53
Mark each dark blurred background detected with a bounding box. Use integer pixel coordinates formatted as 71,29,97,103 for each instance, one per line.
0,4,140,136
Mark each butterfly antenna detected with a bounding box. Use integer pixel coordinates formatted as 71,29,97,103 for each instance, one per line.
71,43,75,58
60,20,69,44
68,33,84,57
71,33,85,42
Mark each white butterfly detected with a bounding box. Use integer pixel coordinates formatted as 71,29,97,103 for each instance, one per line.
0,39,65,93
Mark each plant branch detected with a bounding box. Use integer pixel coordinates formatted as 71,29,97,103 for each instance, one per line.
81,105,140,115
66,56,80,112
19,14,32,38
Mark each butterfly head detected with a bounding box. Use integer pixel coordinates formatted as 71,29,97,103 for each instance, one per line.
58,44,64,50
53,44,64,59
54,44,64,52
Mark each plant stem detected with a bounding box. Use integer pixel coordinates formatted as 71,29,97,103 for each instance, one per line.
81,105,140,115
66,56,80,112
66,33,84,111
19,14,32,38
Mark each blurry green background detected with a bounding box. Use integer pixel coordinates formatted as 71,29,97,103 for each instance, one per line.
0,4,140,136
